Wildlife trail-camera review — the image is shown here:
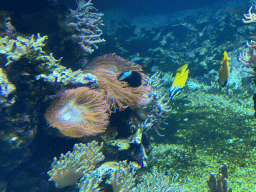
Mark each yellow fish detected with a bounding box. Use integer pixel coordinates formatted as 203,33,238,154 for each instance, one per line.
218,51,231,87
169,64,189,100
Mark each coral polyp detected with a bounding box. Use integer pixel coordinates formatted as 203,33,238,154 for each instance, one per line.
44,86,109,138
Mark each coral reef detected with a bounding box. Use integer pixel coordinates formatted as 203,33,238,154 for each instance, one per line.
132,167,187,192
3,17,16,38
0,34,97,86
105,161,137,192
0,67,15,108
47,141,104,188
44,86,109,138
140,72,171,136
3,1,256,191
238,7,256,80
0,33,47,66
77,170,103,192
64,0,105,54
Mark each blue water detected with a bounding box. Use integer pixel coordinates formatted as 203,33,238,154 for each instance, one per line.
0,0,255,191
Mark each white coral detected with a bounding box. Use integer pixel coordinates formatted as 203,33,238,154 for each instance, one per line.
47,141,104,188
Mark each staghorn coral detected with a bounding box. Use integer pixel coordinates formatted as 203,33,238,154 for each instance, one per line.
239,7,256,80
0,33,47,66
0,34,96,86
47,141,104,188
84,54,149,113
65,0,105,54
242,6,256,23
44,86,109,138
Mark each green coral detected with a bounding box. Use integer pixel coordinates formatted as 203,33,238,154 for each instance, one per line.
0,34,47,66
147,80,256,191
0,34,98,85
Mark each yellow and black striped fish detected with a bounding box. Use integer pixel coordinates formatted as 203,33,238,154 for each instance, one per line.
169,64,189,100
218,51,231,87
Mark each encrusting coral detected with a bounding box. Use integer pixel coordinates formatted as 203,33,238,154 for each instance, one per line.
44,86,109,138
84,54,149,113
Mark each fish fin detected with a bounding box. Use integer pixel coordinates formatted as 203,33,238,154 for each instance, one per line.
169,85,182,100
218,79,227,87
118,71,132,81
178,64,188,72
223,51,231,62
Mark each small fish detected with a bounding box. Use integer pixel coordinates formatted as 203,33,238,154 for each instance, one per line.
218,51,231,87
118,71,132,81
169,64,189,100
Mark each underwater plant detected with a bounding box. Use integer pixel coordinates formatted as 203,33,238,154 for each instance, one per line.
44,86,109,138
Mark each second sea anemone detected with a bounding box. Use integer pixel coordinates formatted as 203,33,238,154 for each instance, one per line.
44,86,109,138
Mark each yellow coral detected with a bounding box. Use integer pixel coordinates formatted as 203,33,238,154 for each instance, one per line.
0,33,47,66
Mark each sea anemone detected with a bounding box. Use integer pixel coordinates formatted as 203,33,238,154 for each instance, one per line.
96,70,148,113
84,53,143,74
84,54,149,113
44,87,109,138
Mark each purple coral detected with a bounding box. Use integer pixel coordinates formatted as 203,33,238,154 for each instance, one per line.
65,0,105,54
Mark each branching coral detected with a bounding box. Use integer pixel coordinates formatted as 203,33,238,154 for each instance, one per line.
0,34,98,85
84,54,149,113
242,6,256,23
0,33,47,66
133,72,171,137
65,0,105,54
44,86,109,138
47,141,104,188
239,7,256,79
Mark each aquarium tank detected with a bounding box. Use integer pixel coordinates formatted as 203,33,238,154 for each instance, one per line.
1,0,256,191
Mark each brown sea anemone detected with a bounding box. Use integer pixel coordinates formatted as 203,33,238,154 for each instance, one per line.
84,54,149,113
84,53,143,74
44,87,109,138
95,70,148,113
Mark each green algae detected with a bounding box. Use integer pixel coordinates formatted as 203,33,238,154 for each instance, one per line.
147,82,256,191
